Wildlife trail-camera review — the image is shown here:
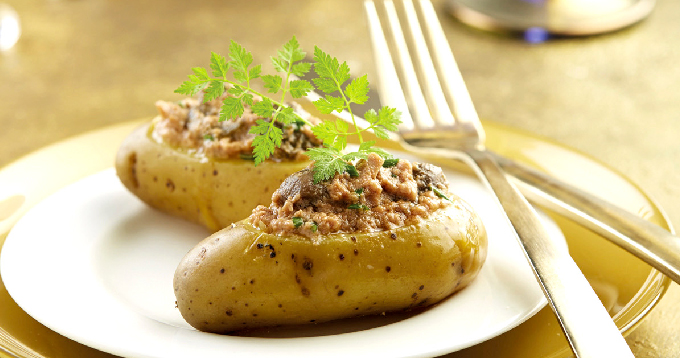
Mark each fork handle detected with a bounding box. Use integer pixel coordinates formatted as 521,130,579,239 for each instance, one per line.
493,152,680,284
464,148,635,358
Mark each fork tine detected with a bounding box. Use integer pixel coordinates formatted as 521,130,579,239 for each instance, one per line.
400,0,456,127
364,0,415,133
416,0,485,139
381,0,435,130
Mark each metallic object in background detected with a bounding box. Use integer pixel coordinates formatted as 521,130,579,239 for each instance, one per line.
0,4,20,51
447,0,655,37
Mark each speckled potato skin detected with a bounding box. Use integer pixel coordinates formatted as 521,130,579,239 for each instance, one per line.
115,122,310,231
173,201,488,333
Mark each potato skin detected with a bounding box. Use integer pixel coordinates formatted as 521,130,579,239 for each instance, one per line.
173,201,487,333
115,122,310,231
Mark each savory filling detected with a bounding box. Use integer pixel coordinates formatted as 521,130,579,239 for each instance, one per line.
151,90,321,160
250,153,454,236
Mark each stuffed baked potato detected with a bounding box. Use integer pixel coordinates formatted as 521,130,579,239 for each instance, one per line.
115,93,320,231
174,153,488,332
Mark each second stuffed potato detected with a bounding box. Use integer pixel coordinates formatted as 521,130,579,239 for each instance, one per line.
115,91,321,231
116,123,312,231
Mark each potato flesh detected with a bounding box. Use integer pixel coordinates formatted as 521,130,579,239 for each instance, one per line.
115,123,310,231
173,202,487,333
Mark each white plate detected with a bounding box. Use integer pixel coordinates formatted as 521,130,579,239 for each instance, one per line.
1,164,565,358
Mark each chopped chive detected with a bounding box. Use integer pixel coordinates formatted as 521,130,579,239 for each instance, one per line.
348,203,370,210
431,185,452,201
310,222,318,232
391,173,398,178
382,158,399,168
293,119,306,131
355,187,364,195
239,153,255,161
345,164,359,178
292,217,304,228
203,134,214,141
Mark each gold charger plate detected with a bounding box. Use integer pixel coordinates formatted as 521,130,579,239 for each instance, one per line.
0,120,671,358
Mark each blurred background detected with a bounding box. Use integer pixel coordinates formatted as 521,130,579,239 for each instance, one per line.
1,0,679,356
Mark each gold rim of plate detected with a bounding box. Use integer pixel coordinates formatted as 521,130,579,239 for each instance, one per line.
0,119,672,358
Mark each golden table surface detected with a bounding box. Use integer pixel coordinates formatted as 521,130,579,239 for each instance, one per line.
1,0,678,356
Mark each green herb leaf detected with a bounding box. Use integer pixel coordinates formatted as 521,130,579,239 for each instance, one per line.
311,120,345,150
348,203,369,210
293,119,306,130
248,64,262,80
313,95,345,114
174,76,209,96
372,126,389,140
272,56,286,73
203,80,225,102
291,62,312,77
335,118,349,133
340,141,391,161
341,151,368,161
375,147,393,157
307,146,347,183
377,106,401,131
312,46,340,81
262,75,283,93
312,77,339,94
241,92,254,106
336,62,351,86
345,164,359,178
364,106,401,139
251,98,275,118
358,141,375,152
430,185,452,201
227,86,245,96
383,158,399,167
228,40,253,78
292,217,304,228
310,222,318,232
275,106,298,125
210,52,229,79
288,80,314,98
239,153,255,161
355,187,364,195
345,75,369,105
249,119,273,135
221,96,245,121
192,67,210,81
250,123,283,165
203,134,214,141
279,36,306,63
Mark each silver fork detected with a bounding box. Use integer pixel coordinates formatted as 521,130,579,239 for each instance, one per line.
364,0,635,356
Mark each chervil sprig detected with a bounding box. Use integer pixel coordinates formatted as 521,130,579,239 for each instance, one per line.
175,39,400,176
251,37,315,164
175,41,262,122
308,47,401,183
175,37,314,165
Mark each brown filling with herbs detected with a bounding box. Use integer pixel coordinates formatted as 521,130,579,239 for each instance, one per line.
250,153,453,236
152,89,321,160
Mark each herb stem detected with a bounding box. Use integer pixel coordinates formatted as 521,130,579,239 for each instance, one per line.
334,77,363,144
282,58,293,108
